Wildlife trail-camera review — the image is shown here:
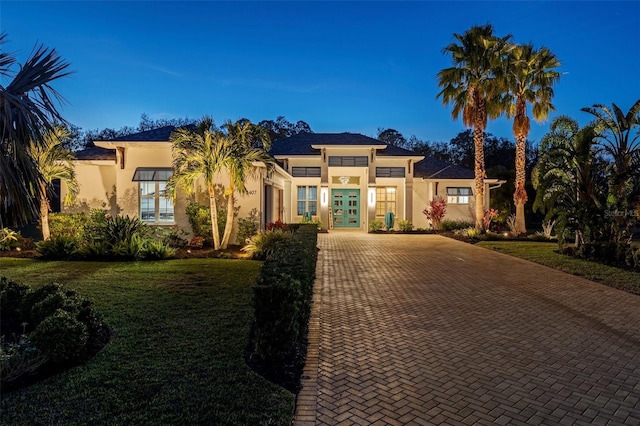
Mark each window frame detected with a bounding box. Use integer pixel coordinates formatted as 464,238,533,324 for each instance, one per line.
296,185,318,216
446,187,472,205
375,186,397,217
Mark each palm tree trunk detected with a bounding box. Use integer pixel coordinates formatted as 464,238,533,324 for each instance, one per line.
209,185,221,250
39,183,51,240
221,186,235,250
473,103,487,231
514,133,528,235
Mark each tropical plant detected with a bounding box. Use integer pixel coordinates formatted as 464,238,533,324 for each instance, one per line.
422,197,447,230
506,214,518,235
0,33,72,227
533,116,606,248
219,119,275,249
237,208,260,244
483,208,499,231
581,100,640,241
0,228,20,251
368,219,384,232
28,126,79,240
241,230,294,260
397,220,413,232
437,24,512,229
503,43,561,234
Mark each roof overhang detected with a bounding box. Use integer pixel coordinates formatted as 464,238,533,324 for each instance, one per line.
310,144,387,150
94,141,169,148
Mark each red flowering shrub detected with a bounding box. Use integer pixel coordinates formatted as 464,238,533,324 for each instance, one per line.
422,197,447,230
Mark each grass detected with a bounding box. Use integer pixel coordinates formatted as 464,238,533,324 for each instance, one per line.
476,241,640,295
0,258,295,425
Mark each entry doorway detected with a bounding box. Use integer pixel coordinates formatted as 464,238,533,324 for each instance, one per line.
331,189,360,228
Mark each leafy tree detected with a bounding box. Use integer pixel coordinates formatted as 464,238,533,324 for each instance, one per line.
0,33,72,227
257,116,312,140
28,126,79,240
503,43,561,234
437,25,512,229
377,128,407,147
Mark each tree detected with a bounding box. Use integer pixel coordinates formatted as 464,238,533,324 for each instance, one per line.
582,100,640,243
257,116,312,140
377,128,407,147
166,118,230,250
437,25,512,229
220,119,275,249
28,126,79,239
504,43,561,234
0,33,72,227
533,116,605,247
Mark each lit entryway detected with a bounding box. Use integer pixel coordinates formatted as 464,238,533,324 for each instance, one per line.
331,189,360,228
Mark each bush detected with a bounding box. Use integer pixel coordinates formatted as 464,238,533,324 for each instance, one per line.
143,239,176,260
0,228,21,251
237,209,260,245
242,231,295,260
48,213,87,239
1,279,106,387
266,219,290,232
457,227,481,239
36,235,78,259
252,225,318,364
423,197,447,230
189,236,205,248
397,220,413,232
369,219,384,232
573,242,639,271
153,225,188,248
440,220,474,231
186,202,214,243
29,309,88,364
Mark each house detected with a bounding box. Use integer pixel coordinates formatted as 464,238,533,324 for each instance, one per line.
64,127,504,239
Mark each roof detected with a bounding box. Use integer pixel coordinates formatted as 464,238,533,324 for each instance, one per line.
73,146,116,161
103,124,196,142
413,157,475,179
272,132,474,179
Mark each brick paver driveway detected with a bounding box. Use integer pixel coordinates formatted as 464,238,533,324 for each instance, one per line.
294,234,640,426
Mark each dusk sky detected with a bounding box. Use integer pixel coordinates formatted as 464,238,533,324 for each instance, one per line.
2,1,639,144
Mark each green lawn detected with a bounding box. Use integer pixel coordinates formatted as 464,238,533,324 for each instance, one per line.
0,258,294,425
476,241,640,295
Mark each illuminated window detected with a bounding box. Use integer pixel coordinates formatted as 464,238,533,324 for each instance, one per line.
133,168,174,224
297,186,318,216
446,187,472,204
376,187,396,216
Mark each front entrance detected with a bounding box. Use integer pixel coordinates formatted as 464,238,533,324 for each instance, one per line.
331,189,360,228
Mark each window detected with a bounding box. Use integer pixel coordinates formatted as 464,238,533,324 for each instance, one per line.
328,156,368,167
291,167,321,177
297,186,318,216
446,187,472,204
376,187,396,217
376,167,405,177
133,168,175,223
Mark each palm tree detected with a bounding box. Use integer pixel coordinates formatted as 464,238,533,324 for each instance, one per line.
437,25,512,229
28,126,79,239
0,33,72,227
220,119,274,249
533,116,604,247
167,118,231,250
504,43,561,234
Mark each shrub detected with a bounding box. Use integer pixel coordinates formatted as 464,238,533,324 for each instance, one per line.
36,235,78,259
369,219,384,232
29,309,88,364
1,280,106,386
0,228,21,251
237,209,261,244
48,213,87,239
20,238,36,250
440,220,474,231
252,225,318,364
266,219,289,232
242,231,295,260
143,239,176,260
397,220,413,232
186,202,214,242
189,235,205,248
483,208,499,231
422,197,447,230
541,220,556,238
457,227,481,239
154,225,188,248
506,214,518,236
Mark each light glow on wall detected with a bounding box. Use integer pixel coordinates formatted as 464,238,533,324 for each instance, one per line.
368,187,376,206
321,187,328,206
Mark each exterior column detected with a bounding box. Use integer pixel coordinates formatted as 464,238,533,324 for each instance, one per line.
284,180,292,224
405,181,413,222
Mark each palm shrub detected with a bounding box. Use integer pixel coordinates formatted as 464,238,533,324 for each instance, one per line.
242,230,295,260
36,235,78,259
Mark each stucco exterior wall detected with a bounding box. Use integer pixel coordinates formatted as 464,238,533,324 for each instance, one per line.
62,161,117,214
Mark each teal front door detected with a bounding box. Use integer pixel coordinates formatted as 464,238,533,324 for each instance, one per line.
332,189,360,228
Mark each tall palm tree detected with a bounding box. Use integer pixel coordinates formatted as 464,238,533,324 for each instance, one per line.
0,33,72,227
504,43,561,234
167,117,231,250
437,25,512,229
28,126,79,239
533,116,604,247
220,119,274,249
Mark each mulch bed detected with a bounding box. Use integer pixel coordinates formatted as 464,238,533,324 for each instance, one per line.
0,245,249,260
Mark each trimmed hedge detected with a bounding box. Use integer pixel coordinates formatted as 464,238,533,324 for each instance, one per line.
252,224,318,363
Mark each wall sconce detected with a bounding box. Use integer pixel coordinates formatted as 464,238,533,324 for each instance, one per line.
321,187,328,206
368,187,376,206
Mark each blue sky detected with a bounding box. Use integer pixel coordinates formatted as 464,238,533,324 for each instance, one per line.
2,1,639,144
